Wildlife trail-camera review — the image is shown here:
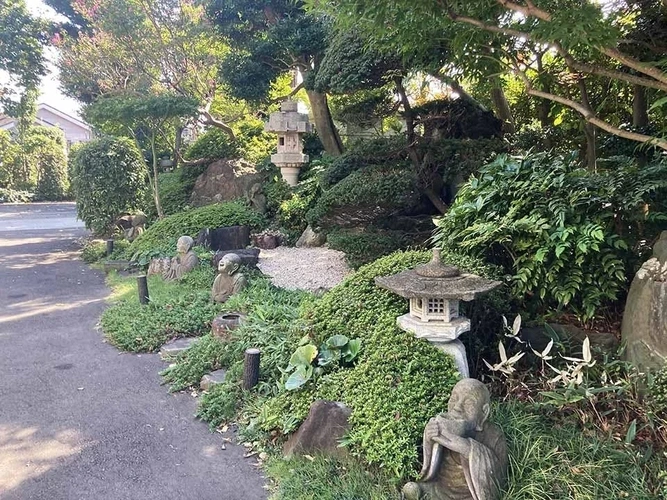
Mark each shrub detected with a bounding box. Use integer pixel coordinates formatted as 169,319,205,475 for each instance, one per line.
0,187,33,203
650,365,667,416
160,333,228,392
70,137,148,235
81,239,130,264
184,127,239,163
327,228,414,268
434,152,667,322
100,266,223,352
307,164,419,230
23,126,69,201
127,201,266,260
144,169,193,219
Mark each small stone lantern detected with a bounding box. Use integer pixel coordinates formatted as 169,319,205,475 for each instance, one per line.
375,249,501,377
264,99,312,186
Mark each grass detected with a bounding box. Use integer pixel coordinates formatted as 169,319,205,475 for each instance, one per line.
100,266,224,352
266,456,401,500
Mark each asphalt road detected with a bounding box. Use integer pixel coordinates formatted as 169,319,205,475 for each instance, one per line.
0,203,266,500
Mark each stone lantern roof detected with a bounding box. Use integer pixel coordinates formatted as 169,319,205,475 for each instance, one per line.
375,249,501,301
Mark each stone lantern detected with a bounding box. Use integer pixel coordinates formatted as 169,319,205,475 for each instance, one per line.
375,249,501,377
264,100,312,186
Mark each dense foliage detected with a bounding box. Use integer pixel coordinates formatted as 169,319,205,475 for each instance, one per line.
70,137,148,235
126,201,266,260
101,266,223,352
434,152,667,322
183,127,239,163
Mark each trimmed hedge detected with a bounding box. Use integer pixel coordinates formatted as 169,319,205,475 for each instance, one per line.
127,201,266,260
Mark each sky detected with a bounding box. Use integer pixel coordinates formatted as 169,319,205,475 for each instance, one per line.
1,0,82,118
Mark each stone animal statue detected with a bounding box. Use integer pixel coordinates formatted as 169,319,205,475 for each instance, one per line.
162,236,199,281
211,253,247,303
403,378,508,500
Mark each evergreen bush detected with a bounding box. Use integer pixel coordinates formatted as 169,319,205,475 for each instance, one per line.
127,201,266,260
70,137,148,235
434,152,667,322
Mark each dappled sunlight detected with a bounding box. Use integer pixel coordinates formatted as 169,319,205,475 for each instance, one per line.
0,237,55,249
0,297,105,326
0,424,87,494
5,249,80,270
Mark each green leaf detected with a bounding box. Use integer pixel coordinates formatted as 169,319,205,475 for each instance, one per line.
285,365,313,391
625,419,637,444
343,338,362,362
327,334,349,348
289,344,318,368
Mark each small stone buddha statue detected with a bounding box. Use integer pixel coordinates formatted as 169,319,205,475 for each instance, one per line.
403,378,508,500
162,235,199,281
211,253,248,303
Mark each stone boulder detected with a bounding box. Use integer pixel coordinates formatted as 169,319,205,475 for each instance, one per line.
196,226,251,251
211,248,260,269
283,400,351,458
190,159,261,207
622,233,667,371
296,225,326,248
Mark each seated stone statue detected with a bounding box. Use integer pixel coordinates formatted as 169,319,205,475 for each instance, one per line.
403,378,508,500
162,236,199,281
211,253,248,303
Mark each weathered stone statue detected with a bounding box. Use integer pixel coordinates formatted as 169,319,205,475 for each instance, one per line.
622,230,667,371
117,213,147,242
211,253,247,303
403,378,508,500
162,236,199,281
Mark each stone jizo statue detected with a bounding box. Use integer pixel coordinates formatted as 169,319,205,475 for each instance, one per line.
162,236,199,281
211,253,247,303
403,378,508,500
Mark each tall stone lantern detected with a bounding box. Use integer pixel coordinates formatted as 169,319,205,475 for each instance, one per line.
264,100,312,186
375,249,501,377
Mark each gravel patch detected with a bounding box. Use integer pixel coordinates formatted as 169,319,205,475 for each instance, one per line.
258,246,352,292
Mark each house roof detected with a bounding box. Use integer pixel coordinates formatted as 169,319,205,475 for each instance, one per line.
0,103,91,131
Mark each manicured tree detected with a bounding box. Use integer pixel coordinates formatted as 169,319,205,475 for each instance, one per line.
27,126,69,201
84,93,198,218
207,0,345,156
70,137,148,235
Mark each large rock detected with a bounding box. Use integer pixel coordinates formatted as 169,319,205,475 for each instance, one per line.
622,232,667,371
190,159,261,207
211,248,260,269
296,225,326,248
283,400,351,458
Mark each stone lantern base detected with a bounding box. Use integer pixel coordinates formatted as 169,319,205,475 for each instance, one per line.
397,314,471,377
280,166,301,186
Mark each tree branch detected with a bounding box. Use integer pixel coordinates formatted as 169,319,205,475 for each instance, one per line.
269,81,305,104
200,110,236,140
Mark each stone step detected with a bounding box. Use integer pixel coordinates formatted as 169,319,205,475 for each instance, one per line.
160,337,198,361
200,369,227,391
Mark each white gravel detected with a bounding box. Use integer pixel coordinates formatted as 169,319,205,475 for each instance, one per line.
257,246,352,292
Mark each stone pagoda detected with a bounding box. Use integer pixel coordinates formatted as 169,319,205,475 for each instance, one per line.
375,249,501,376
264,100,312,186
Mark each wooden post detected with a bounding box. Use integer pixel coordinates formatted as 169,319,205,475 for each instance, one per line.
137,275,149,305
243,348,260,390
106,239,114,257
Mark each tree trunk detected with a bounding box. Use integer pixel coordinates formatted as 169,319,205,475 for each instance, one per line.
173,124,183,169
150,138,164,218
490,79,516,134
632,84,649,128
578,79,597,170
305,89,344,156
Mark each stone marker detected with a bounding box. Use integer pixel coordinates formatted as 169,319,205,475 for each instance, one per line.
200,369,227,391
622,230,667,371
160,337,198,361
296,225,326,248
212,248,260,269
210,225,250,251
212,313,246,341
212,253,248,304
283,400,351,459
116,213,147,242
403,378,508,500
162,235,199,281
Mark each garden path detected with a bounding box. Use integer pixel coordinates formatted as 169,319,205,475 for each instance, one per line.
0,203,266,500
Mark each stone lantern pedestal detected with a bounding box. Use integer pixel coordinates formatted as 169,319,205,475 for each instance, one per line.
264,100,312,186
375,249,501,377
